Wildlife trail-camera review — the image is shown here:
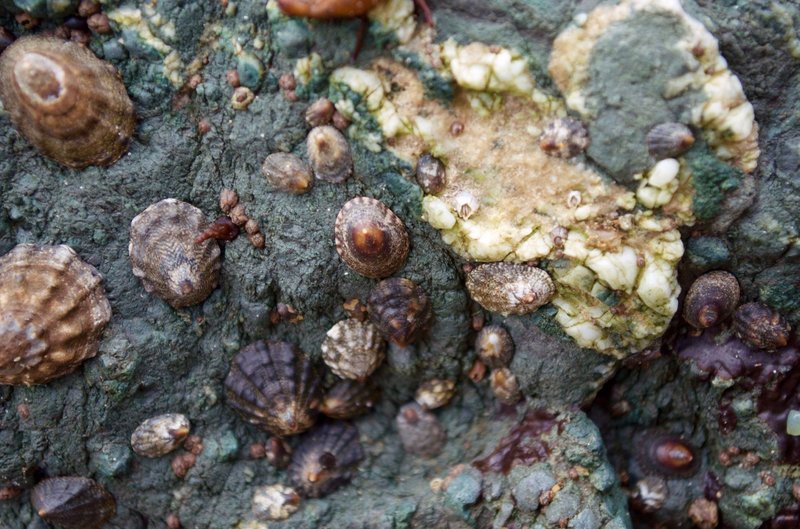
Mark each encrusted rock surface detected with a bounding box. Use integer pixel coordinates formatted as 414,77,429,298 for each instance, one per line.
1,0,799,528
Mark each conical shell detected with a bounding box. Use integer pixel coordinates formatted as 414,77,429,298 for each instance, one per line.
368,278,432,347
0,244,111,386
475,324,515,368
682,271,740,329
129,199,221,308
334,197,409,279
733,302,791,351
288,421,364,498
319,379,380,420
225,340,322,437
396,402,446,458
465,263,555,315
130,413,191,458
0,35,135,169
321,319,386,381
31,477,116,529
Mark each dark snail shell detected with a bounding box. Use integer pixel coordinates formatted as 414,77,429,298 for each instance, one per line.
225,340,322,437
683,271,740,329
307,125,352,183
634,431,698,479
319,379,380,420
31,477,116,529
416,153,446,195
261,152,314,195
334,197,410,279
367,278,432,347
396,402,446,458
0,35,135,169
129,199,221,308
288,421,364,498
0,244,111,386
465,263,555,316
646,122,695,160
475,324,515,368
733,302,791,351
539,117,589,158
321,319,385,381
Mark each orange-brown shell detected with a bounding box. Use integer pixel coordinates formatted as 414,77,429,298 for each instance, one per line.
0,35,135,169
682,271,740,329
129,199,221,308
277,0,383,18
334,197,409,279
0,244,111,386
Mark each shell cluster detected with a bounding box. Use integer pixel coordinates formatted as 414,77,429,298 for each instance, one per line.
646,122,695,160
0,244,111,386
475,324,515,368
130,413,191,458
465,263,555,315
321,319,385,381
262,152,314,195
334,197,409,279
396,402,446,458
683,271,740,329
733,302,791,350
307,125,352,183
31,477,116,529
538,117,590,158
129,199,222,308
367,278,432,347
320,379,380,419
0,35,135,168
225,340,321,437
288,422,364,498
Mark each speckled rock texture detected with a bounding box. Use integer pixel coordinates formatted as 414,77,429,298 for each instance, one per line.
0,1,799,528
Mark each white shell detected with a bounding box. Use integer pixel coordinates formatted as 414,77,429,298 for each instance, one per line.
252,484,300,521
130,413,190,457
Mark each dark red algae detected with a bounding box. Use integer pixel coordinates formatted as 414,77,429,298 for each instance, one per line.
677,327,800,464
473,409,562,474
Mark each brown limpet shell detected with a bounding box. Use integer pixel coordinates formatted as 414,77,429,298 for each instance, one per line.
733,302,792,351
367,277,432,347
634,430,699,479
396,402,446,458
475,324,515,368
130,413,191,458
489,367,522,405
683,270,740,329
31,477,116,529
334,197,410,279
0,35,135,169
261,152,314,195
0,244,111,386
129,199,221,309
646,122,695,160
288,421,364,498
319,379,380,420
465,263,555,316
225,340,321,437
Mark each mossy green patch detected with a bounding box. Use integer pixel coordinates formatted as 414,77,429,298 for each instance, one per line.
684,143,744,222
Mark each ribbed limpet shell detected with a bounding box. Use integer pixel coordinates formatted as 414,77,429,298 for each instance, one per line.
225,340,322,437
288,421,364,498
0,244,111,386
321,319,385,381
465,263,555,316
129,199,221,308
0,35,135,168
31,477,116,529
367,278,432,347
334,197,409,279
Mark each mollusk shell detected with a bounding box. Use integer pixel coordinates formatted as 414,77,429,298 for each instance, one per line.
0,35,135,169
733,302,791,351
129,199,221,308
130,413,191,458
319,379,380,419
334,197,409,279
475,324,515,368
0,244,111,386
288,422,364,498
465,263,555,315
396,402,446,458
31,477,116,529
307,125,352,183
682,270,740,329
646,122,695,160
321,319,385,381
225,340,321,437
634,430,698,479
367,277,432,347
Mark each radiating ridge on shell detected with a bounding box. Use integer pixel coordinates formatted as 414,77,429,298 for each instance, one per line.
0,35,135,169
0,244,111,386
